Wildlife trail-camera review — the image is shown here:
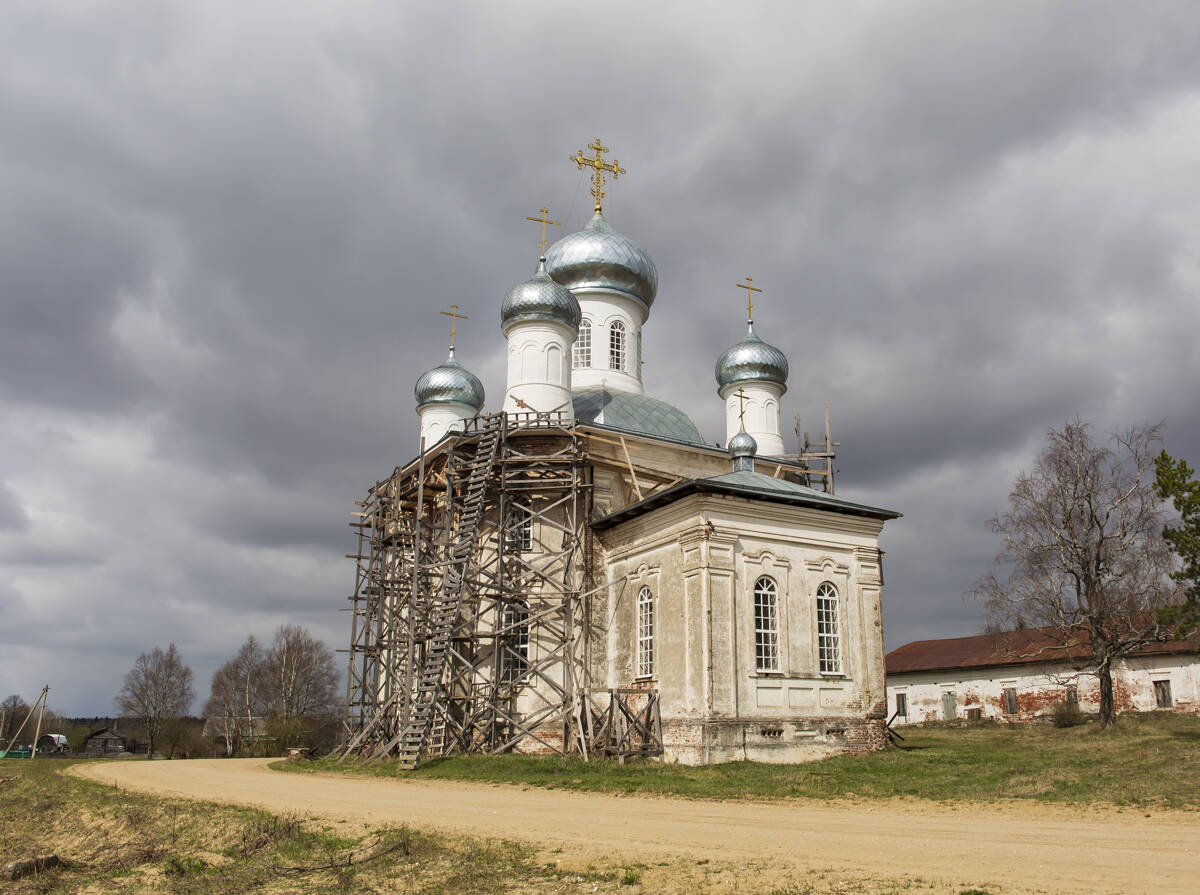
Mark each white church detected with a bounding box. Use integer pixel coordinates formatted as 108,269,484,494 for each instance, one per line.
345,143,900,766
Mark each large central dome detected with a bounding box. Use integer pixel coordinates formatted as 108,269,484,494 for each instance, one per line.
545,212,658,312
573,386,704,445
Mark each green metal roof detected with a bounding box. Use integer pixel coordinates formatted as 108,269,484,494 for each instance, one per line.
593,466,900,529
573,387,705,445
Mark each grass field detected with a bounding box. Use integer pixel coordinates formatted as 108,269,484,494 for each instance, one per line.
288,712,1200,810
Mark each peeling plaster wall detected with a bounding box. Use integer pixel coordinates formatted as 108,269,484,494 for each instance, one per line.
887,653,1200,725
599,491,889,763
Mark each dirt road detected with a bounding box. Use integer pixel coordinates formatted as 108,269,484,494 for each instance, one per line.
75,758,1198,894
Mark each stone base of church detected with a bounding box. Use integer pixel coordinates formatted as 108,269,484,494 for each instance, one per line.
497,714,888,765
661,716,888,765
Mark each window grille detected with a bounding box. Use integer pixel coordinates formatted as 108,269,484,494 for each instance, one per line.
1002,687,1018,714
504,499,532,552
1154,679,1173,709
816,582,841,674
636,586,654,677
609,320,625,371
500,603,529,685
573,319,591,368
753,576,780,672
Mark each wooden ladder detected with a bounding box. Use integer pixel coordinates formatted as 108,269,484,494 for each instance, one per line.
388,417,502,769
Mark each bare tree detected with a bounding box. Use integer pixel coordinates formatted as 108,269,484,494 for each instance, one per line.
1,694,29,743
975,420,1179,727
203,636,265,756
261,625,338,745
116,644,195,758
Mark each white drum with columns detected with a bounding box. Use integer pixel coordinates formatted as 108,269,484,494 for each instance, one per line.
500,259,581,416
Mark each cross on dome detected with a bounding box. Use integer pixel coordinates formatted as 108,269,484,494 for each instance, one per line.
570,139,626,214
524,207,562,258
736,276,763,323
734,386,749,431
439,304,469,349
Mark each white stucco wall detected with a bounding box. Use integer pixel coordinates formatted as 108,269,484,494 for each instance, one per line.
887,652,1200,725
599,491,889,763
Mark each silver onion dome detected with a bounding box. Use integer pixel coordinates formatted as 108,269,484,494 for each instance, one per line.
728,429,758,471
414,348,485,410
500,259,582,330
545,212,658,312
715,322,789,392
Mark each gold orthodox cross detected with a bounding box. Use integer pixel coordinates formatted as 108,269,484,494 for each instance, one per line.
734,387,748,431
439,304,469,348
570,139,626,213
736,277,763,322
524,207,561,258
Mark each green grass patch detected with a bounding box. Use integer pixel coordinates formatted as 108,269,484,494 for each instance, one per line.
287,711,1200,809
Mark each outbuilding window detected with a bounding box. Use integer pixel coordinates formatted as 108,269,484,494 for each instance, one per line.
894,691,907,719
636,586,654,678
816,582,842,675
753,576,780,672
573,319,591,368
1154,679,1173,709
609,320,626,371
942,691,957,720
1002,687,1018,714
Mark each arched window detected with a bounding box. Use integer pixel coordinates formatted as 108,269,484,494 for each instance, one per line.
609,320,626,371
753,576,780,672
636,586,654,677
573,319,591,368
500,602,530,685
816,582,841,674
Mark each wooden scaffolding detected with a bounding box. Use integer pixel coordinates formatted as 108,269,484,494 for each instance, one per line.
340,411,660,768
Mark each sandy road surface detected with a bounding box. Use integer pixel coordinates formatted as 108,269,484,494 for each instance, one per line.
75,758,1199,894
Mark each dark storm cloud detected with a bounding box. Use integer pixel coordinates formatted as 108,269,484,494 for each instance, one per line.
3,1,1200,713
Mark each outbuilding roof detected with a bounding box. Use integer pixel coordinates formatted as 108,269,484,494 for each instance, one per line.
886,627,1200,675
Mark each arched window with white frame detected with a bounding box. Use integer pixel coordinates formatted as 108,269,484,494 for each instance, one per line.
816,581,842,674
573,319,591,368
609,320,626,371
636,585,654,677
753,576,780,672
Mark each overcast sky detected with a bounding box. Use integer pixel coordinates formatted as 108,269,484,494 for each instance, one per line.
3,1,1199,716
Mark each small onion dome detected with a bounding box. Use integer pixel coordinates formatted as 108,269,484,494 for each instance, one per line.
500,259,581,331
545,211,658,313
715,322,789,393
414,348,485,410
728,429,758,470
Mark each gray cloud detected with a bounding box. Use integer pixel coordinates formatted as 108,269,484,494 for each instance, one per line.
2,1,1199,713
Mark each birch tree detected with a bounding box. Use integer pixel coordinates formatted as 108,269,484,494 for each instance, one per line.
116,644,195,757
975,421,1178,727
203,635,265,756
